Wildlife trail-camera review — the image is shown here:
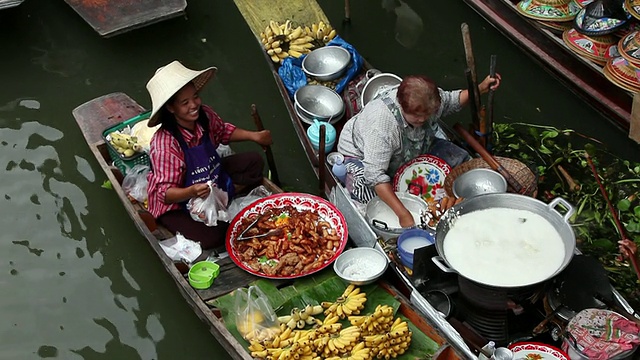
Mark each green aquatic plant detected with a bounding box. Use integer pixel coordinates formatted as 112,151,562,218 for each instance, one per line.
493,123,640,307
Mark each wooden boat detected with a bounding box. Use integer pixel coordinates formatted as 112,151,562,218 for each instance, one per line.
0,0,24,10
73,91,469,359
461,0,635,136
64,0,186,37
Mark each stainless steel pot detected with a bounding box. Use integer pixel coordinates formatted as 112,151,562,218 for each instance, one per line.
365,192,428,240
432,194,576,288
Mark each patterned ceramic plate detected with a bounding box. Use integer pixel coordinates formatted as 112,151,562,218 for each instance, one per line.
393,155,451,203
509,342,570,360
226,193,348,279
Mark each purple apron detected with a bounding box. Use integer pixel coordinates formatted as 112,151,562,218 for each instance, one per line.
174,123,235,209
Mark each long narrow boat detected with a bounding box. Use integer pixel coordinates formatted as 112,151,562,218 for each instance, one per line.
0,0,24,10
232,0,483,358
462,0,634,135
74,91,470,359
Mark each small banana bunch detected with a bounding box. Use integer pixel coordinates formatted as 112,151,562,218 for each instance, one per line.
249,325,317,360
325,342,371,360
108,131,142,158
306,20,337,44
315,324,362,357
348,304,395,335
322,284,367,319
277,304,323,329
261,20,316,64
363,317,412,359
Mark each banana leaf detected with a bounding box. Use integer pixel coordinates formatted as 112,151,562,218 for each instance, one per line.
209,273,443,358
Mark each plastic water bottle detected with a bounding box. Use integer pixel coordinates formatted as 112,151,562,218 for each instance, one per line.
332,157,347,184
478,341,496,360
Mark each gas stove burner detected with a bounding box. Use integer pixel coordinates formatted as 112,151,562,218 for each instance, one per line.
457,277,539,311
546,286,577,321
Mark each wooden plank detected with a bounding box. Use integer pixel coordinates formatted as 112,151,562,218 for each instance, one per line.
64,0,186,38
630,93,640,143
72,92,145,145
232,0,329,39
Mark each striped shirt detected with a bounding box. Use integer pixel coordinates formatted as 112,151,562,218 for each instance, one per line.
337,87,461,187
147,105,236,218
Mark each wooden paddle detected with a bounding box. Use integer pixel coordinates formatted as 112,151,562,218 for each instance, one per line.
453,123,527,194
461,23,482,136
485,55,497,149
251,104,281,186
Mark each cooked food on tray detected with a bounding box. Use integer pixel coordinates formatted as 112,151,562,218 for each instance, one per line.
232,205,341,277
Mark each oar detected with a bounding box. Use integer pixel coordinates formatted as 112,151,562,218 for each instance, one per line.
464,68,481,146
453,123,527,194
319,125,327,197
251,104,281,186
344,0,351,23
485,55,497,150
461,23,482,135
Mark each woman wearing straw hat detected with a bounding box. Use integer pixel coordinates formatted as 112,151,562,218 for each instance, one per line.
145,61,272,249
338,74,500,229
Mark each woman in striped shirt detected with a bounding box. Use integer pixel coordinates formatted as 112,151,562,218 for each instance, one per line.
145,61,272,249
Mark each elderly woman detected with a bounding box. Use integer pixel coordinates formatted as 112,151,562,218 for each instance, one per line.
337,74,500,228
146,61,272,249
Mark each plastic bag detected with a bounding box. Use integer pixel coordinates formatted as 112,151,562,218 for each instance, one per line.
158,232,202,264
234,285,279,342
122,164,150,203
186,181,230,226
278,55,307,99
226,185,273,220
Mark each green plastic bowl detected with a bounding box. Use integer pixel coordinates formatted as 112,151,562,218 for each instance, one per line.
188,261,220,290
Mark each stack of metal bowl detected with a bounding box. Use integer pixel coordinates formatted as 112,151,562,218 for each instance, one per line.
294,84,345,125
360,73,402,107
302,46,351,81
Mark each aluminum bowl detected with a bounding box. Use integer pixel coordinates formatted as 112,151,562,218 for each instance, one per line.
294,85,345,122
333,247,388,285
302,46,351,81
361,73,402,107
452,168,507,198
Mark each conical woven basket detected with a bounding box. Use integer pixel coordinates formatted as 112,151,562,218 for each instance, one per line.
444,157,538,198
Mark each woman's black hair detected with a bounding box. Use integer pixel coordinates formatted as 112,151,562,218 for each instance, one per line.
158,84,209,139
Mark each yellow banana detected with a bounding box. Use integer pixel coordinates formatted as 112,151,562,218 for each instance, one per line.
343,284,356,297
311,23,319,37
267,49,275,56
316,28,325,40
251,349,268,359
283,20,292,36
288,44,308,53
273,47,283,54
318,20,326,31
304,25,313,37
291,36,314,45
288,26,303,40
270,20,282,36
327,29,337,41
272,40,281,49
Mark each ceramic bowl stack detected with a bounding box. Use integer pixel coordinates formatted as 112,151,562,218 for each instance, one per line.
604,30,640,92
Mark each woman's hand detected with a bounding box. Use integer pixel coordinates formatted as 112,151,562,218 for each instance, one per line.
253,129,273,147
478,73,502,95
398,211,416,228
190,183,211,198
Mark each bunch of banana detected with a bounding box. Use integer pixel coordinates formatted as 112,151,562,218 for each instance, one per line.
306,20,337,44
109,131,142,157
307,77,337,90
363,317,412,359
277,305,323,329
316,325,361,357
250,325,317,360
260,20,316,64
325,341,372,360
322,284,367,319
348,304,395,335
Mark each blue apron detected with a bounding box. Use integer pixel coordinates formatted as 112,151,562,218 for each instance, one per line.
173,123,235,209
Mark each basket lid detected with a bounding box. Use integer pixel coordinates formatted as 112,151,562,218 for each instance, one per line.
574,0,629,36
516,0,581,21
563,28,619,65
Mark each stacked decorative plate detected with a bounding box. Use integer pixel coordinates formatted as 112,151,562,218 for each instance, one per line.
563,28,620,65
603,56,640,92
516,0,581,22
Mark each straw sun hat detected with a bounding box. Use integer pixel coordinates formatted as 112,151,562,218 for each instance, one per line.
146,60,217,127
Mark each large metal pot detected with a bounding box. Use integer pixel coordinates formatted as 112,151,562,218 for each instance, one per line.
432,194,576,288
365,192,428,240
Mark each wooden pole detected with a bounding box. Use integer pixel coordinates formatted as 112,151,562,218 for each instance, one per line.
319,125,327,197
465,68,481,145
251,104,281,186
453,123,527,194
485,54,497,149
461,23,481,131
344,0,351,23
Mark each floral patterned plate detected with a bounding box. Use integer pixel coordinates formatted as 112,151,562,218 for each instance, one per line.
393,155,451,203
509,342,569,360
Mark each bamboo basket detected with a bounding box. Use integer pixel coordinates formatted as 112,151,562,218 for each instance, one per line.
444,157,538,197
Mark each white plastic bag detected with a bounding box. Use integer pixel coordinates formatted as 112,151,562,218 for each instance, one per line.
226,185,272,220
234,285,279,342
122,164,150,203
187,181,229,226
158,232,202,264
